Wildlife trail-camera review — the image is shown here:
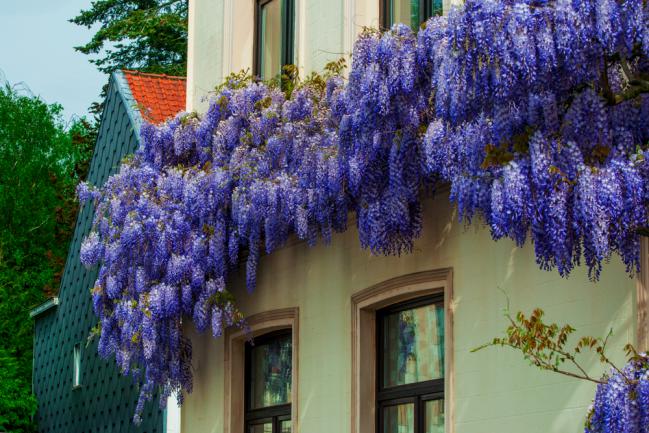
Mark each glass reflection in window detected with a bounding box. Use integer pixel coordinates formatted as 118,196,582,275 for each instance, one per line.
384,0,444,31
249,332,292,409
382,302,444,388
425,400,444,433
383,403,415,433
250,423,273,433
259,0,282,79
280,419,291,433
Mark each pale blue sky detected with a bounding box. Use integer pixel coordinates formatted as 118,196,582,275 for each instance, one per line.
0,0,106,121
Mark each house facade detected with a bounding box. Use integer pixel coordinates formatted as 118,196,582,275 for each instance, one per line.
30,70,185,433
182,1,649,433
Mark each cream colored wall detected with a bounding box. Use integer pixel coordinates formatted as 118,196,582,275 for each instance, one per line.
188,0,472,112
187,0,350,112
187,0,225,112
185,2,638,431
182,195,637,433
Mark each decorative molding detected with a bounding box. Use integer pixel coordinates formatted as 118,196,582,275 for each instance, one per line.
222,0,234,79
296,0,305,76
351,269,454,433
221,0,255,79
164,392,181,433
637,238,649,352
342,0,379,59
186,0,197,110
223,307,299,433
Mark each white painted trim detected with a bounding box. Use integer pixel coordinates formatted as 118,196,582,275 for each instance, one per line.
343,0,356,58
221,0,301,77
295,0,306,76
221,0,255,77
342,0,380,67
186,0,197,111
166,392,182,433
222,0,234,79
637,237,649,352
29,297,59,318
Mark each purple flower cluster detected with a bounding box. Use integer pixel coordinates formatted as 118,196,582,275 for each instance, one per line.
78,0,649,421
586,358,649,433
79,76,348,420
338,25,430,255
422,0,649,279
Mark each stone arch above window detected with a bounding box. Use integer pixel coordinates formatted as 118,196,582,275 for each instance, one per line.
351,269,454,433
224,307,299,433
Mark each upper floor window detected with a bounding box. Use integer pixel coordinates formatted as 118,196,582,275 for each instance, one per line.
377,295,445,433
381,0,443,31
255,0,295,80
72,343,81,388
245,330,293,433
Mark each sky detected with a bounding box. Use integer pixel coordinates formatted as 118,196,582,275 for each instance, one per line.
0,0,106,121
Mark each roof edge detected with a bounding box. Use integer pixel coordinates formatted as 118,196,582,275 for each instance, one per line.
112,70,144,135
122,69,186,81
30,297,59,319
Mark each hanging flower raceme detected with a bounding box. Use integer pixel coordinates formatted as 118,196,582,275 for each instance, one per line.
422,0,649,279
78,74,348,420
586,356,649,433
78,0,649,422
338,25,433,255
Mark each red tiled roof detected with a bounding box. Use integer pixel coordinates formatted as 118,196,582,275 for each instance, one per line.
123,70,186,124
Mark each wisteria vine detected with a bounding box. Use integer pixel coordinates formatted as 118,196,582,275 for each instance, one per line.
78,0,649,424
587,358,649,433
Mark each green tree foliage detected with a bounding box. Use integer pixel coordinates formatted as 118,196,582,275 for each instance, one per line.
70,0,188,77
0,84,94,432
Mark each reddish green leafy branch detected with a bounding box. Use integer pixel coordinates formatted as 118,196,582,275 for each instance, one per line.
472,305,641,385
472,303,649,432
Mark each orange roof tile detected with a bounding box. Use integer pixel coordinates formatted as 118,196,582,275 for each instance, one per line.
123,70,186,124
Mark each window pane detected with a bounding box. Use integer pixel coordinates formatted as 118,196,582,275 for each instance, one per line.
390,0,419,31
383,302,444,387
383,403,415,433
260,0,282,80
249,423,272,433
431,0,443,16
280,420,291,433
425,400,444,433
250,333,292,409
73,344,81,387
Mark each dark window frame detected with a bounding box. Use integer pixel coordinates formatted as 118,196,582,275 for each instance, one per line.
254,0,295,80
376,294,444,433
379,0,443,30
244,329,292,433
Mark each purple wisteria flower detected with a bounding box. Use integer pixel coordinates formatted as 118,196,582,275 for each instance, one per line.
79,0,649,423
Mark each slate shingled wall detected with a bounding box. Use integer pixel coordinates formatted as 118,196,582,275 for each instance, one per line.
32,71,164,433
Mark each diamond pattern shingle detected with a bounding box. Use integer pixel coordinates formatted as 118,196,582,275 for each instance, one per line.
32,72,165,433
